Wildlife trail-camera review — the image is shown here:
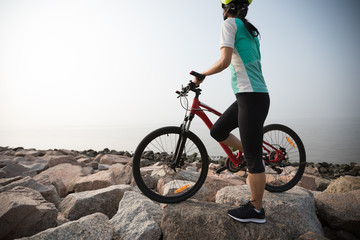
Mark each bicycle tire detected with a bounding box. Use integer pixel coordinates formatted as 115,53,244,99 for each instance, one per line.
132,126,209,203
263,124,306,192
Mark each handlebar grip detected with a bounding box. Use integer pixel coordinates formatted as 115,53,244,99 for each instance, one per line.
190,71,206,81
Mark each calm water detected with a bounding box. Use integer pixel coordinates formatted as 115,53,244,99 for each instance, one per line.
1,118,359,165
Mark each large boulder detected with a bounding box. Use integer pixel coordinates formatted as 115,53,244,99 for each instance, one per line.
0,186,57,239
0,176,61,208
34,163,84,197
68,170,116,193
314,189,360,238
110,191,162,240
60,184,132,220
161,200,291,240
215,185,323,238
324,176,360,193
17,213,113,240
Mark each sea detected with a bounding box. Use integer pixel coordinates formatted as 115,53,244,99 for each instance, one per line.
1,118,359,165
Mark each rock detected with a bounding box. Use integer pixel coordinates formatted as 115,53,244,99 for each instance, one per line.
57,149,78,156
323,227,337,240
161,200,291,240
17,213,113,240
336,230,359,240
60,184,132,220
100,154,131,165
297,174,331,192
98,163,110,170
88,161,99,170
93,153,103,163
0,163,33,178
194,175,244,202
216,185,323,238
43,150,64,157
81,166,94,175
34,174,67,199
314,176,332,192
81,149,98,158
340,164,351,171
296,231,329,240
324,176,360,193
41,155,79,169
319,167,328,174
0,186,57,239
77,157,91,165
14,149,42,157
56,212,70,226
0,157,14,168
305,165,322,177
110,191,162,240
0,176,61,208
18,160,47,174
0,176,23,186
109,163,133,184
314,190,360,238
68,170,116,193
297,174,318,191
34,163,84,197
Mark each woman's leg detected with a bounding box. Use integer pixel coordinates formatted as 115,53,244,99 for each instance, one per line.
210,101,241,149
237,93,270,210
220,133,243,152
248,172,266,210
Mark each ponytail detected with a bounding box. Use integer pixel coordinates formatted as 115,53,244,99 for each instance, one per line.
235,3,260,38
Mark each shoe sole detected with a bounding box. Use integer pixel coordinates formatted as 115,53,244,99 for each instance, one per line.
228,214,266,224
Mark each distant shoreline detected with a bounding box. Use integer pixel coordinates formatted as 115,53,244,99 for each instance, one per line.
1,146,359,180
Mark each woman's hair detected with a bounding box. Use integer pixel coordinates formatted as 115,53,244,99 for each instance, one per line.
228,2,260,38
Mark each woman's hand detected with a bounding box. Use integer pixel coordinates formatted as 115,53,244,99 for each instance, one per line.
193,76,204,86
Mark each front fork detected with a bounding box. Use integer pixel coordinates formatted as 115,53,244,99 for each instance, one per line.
171,114,194,170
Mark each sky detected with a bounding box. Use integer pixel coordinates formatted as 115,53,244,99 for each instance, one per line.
0,0,360,151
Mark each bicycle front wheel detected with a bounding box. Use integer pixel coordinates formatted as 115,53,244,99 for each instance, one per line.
132,126,209,203
263,124,306,192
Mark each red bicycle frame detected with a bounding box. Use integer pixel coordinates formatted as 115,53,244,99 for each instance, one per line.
188,96,285,167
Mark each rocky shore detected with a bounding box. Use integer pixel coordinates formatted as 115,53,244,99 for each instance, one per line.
0,146,359,240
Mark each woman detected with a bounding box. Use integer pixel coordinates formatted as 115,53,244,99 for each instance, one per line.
193,0,270,224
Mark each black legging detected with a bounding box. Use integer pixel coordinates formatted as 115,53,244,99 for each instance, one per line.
210,92,270,173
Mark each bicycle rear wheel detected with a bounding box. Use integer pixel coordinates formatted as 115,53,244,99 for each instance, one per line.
263,124,306,192
132,126,209,203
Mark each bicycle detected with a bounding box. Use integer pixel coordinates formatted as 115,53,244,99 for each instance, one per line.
132,71,306,204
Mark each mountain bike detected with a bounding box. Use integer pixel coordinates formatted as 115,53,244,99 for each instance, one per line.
132,71,306,204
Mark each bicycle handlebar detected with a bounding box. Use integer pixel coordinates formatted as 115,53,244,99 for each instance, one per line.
190,71,206,81
175,71,204,97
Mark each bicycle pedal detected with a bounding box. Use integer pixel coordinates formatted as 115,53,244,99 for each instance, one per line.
215,166,227,175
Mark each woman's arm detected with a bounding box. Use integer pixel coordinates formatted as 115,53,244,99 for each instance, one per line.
194,46,233,85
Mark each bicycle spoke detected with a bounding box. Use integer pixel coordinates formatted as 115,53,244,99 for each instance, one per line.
263,124,306,192
133,127,208,203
